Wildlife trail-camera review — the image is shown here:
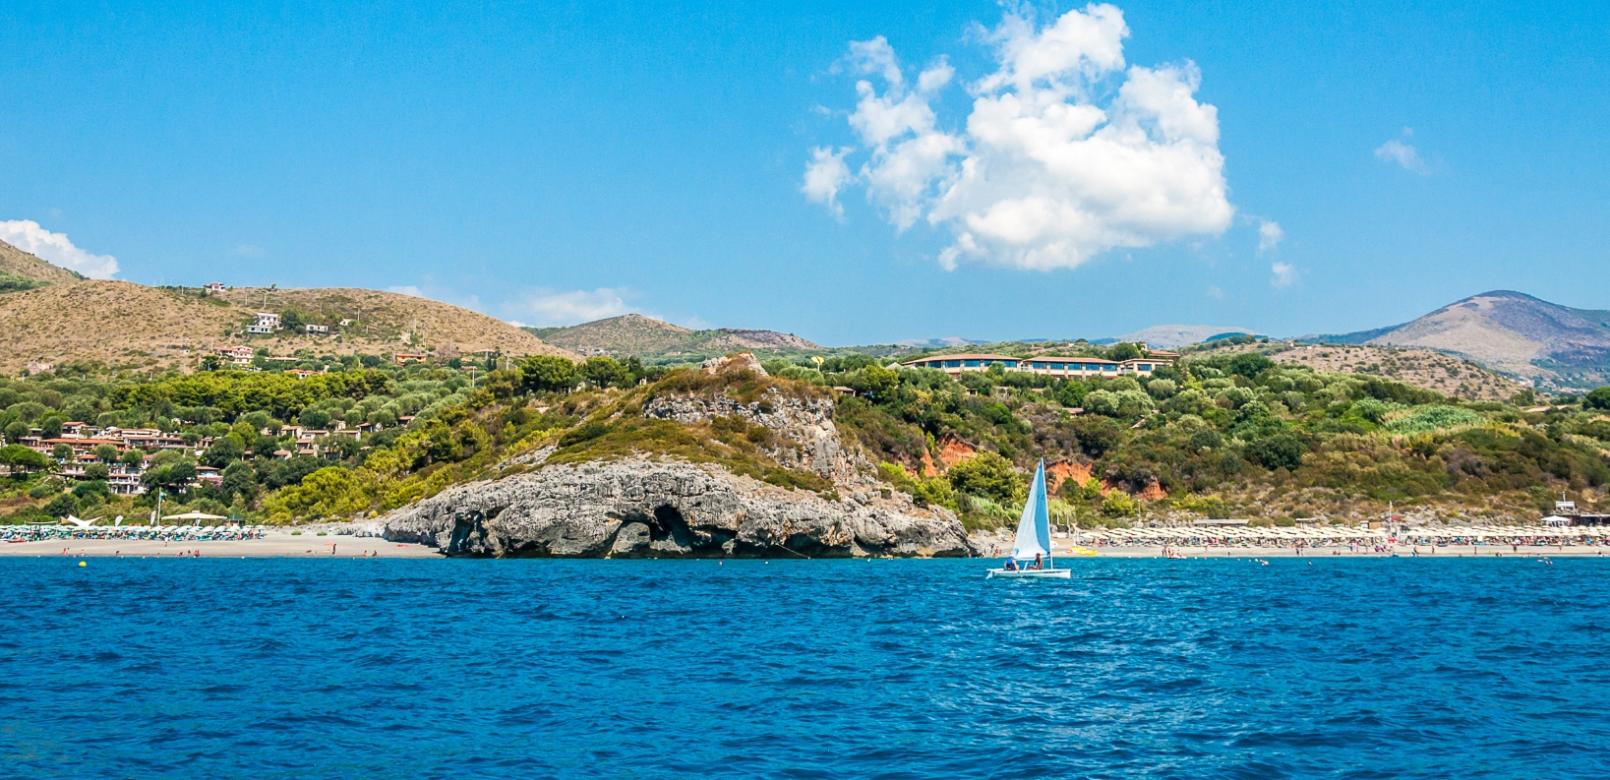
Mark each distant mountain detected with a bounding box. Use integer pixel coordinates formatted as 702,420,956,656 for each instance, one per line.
0,239,82,291
892,336,990,349
1121,324,1254,349
1318,290,1610,389
532,313,819,360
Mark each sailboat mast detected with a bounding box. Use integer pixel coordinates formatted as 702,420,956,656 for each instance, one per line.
1038,460,1053,570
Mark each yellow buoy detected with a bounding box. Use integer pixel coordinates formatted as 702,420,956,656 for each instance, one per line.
78,561,87,567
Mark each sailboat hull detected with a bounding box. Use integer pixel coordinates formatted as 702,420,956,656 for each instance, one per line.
986,568,1071,579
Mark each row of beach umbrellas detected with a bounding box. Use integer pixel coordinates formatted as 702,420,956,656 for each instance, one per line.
1078,525,1610,543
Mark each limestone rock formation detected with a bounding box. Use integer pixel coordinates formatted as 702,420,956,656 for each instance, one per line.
380,352,974,558
382,458,973,558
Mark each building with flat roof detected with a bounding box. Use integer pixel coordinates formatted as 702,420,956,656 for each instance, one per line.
246,312,280,335
900,353,1173,379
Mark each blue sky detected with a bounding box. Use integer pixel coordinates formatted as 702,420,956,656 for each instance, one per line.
3,1,1606,345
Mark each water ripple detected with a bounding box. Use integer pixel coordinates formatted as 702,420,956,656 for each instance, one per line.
2,558,1608,777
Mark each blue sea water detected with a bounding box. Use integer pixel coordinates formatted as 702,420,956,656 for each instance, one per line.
3,557,1609,779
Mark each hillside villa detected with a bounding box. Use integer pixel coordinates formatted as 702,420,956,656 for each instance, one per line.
246,312,280,335
219,346,254,367
899,349,1177,379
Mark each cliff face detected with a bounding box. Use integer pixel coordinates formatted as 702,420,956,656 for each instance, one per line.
383,458,972,558
380,355,974,558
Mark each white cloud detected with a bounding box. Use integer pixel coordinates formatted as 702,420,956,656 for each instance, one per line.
1257,219,1284,254
1374,129,1429,175
504,288,639,327
805,3,1233,271
1270,261,1298,288
801,147,852,219
846,36,904,87
232,243,268,258
0,219,119,278
1206,284,1225,300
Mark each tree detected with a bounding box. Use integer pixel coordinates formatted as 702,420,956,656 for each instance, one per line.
1145,379,1178,400
52,443,74,462
1586,387,1610,411
220,461,257,504
1247,433,1304,471
297,408,332,429
1101,491,1139,518
580,356,630,390
40,417,63,438
519,356,579,394
0,444,50,472
1107,342,1143,362
1227,353,1275,380
3,421,28,443
319,435,360,460
73,480,111,502
141,460,198,493
202,435,246,468
43,492,79,518
94,444,120,464
121,449,147,468
848,365,899,400
83,463,109,481
947,452,1022,505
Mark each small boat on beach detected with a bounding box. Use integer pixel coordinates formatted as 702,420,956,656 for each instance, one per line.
987,460,1071,579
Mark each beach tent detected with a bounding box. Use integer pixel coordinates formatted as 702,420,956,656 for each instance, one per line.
164,511,227,523
1542,516,1571,527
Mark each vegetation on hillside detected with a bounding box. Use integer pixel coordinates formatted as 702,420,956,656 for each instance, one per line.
3,346,1607,527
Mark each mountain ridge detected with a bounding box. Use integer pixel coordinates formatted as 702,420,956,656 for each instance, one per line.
1316,290,1610,389
531,313,819,359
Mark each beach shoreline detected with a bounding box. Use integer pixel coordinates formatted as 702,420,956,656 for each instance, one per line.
0,532,442,559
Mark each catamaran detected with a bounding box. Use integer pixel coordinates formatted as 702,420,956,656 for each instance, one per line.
987,460,1071,579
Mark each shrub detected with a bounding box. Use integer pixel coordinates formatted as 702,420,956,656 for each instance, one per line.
1246,433,1304,471
947,452,1022,505
1101,492,1139,517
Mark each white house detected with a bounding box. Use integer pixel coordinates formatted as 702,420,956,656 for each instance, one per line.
305,323,329,335
219,346,254,367
246,312,280,335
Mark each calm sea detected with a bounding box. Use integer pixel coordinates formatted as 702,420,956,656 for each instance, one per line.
2,557,1608,778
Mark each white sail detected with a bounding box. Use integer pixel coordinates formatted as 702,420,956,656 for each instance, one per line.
1009,460,1051,561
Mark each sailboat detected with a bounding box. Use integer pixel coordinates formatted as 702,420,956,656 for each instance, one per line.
987,460,1071,579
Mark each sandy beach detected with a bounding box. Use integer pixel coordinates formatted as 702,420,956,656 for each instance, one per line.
1081,544,1610,558
0,531,441,558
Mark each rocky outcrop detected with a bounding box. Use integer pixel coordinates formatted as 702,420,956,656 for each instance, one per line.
381,352,974,558
382,457,973,558
643,387,851,482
